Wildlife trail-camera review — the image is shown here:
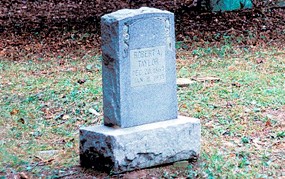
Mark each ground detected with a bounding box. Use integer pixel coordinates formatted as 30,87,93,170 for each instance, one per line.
1,45,284,178
0,6,285,179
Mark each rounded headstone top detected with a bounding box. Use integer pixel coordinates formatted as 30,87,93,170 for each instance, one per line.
102,7,172,21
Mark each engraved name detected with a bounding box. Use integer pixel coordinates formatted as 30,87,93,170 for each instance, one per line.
134,48,162,59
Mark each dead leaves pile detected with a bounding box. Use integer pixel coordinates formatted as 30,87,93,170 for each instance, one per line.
1,2,285,60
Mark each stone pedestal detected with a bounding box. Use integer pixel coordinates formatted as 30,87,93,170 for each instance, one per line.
80,116,200,174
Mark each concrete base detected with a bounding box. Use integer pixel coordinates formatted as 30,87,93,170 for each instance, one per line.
79,116,201,174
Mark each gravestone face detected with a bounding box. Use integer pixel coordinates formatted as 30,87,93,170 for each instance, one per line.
101,7,178,128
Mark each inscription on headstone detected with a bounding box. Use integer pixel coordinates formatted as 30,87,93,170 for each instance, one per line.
130,46,166,87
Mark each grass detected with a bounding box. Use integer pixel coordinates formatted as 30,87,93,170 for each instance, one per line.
0,44,284,178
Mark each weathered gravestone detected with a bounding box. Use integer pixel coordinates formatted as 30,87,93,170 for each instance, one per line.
79,7,201,173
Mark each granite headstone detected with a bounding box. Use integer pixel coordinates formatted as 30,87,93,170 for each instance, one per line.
80,7,201,174
101,7,178,128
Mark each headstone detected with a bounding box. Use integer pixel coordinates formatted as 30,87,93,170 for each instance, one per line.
101,7,177,128
79,7,201,174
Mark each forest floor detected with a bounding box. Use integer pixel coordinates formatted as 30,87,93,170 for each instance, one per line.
1,6,285,60
0,6,285,179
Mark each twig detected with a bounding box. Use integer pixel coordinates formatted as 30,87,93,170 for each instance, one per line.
53,172,80,179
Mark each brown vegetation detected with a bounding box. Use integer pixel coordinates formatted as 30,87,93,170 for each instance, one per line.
0,0,284,60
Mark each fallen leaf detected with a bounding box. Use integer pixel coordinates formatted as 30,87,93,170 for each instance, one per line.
62,114,70,120
204,120,214,128
228,66,236,71
19,172,29,179
255,58,265,64
0,49,6,56
229,153,235,158
10,109,19,115
265,119,272,127
180,104,187,109
194,104,202,112
88,108,101,116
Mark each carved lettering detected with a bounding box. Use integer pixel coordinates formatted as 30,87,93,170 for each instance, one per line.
130,46,166,87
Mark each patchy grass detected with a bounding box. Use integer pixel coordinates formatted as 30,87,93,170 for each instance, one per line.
0,46,284,178
177,45,285,178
